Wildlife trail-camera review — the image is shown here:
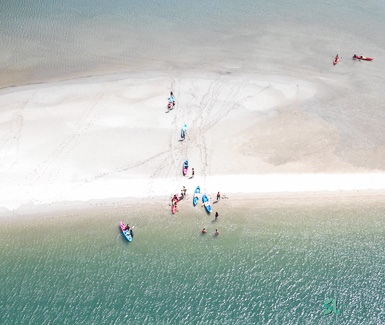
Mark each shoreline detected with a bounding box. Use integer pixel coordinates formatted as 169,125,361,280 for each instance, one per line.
2,172,385,212
1,188,385,220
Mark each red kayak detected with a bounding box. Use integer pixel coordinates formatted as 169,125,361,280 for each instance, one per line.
172,198,178,214
353,54,373,61
333,55,340,65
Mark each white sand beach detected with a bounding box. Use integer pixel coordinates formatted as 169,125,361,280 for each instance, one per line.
1,71,385,213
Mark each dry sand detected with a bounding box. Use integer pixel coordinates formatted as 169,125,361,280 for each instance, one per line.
1,71,385,214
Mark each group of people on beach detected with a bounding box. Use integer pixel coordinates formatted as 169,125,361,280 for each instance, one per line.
168,90,222,236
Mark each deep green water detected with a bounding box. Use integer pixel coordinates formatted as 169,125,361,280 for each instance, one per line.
1,199,384,324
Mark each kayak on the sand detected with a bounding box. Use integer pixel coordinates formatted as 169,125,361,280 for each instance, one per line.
183,160,189,176
353,54,373,61
202,194,212,213
120,221,133,242
181,124,187,139
193,186,201,206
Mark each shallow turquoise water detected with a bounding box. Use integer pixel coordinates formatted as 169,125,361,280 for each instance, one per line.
1,0,385,87
1,200,384,324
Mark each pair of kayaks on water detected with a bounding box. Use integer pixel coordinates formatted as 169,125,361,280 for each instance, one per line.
334,53,374,65
120,222,133,242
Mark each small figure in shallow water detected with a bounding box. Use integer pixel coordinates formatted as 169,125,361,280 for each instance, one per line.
215,229,219,235
202,228,207,233
215,212,219,220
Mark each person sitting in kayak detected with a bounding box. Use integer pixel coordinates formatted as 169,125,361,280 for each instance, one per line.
353,53,357,59
125,224,130,231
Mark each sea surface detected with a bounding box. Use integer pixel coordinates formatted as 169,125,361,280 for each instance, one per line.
1,199,384,324
1,0,385,88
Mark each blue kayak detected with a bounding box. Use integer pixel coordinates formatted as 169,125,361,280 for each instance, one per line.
120,221,133,242
202,194,212,213
193,186,201,206
181,124,187,139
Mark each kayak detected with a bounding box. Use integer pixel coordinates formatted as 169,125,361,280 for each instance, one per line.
193,186,201,206
172,198,178,214
333,56,340,65
168,96,175,109
120,222,133,242
202,194,212,213
353,55,373,61
181,124,187,139
183,160,189,176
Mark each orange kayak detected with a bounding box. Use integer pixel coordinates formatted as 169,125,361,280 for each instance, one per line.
353,55,373,61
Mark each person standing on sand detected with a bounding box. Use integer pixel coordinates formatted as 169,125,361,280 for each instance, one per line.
170,91,175,107
217,192,220,201
169,91,175,108
183,186,187,197
192,168,194,178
